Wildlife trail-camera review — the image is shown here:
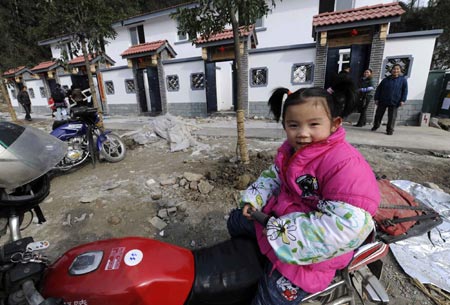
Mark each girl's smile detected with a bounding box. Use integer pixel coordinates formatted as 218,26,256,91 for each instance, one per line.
283,98,341,151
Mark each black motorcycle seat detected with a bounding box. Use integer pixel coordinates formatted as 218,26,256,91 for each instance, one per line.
185,237,265,305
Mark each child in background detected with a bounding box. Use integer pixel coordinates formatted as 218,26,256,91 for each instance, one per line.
227,81,380,305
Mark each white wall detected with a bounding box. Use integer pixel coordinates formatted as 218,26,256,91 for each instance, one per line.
163,60,206,105
24,79,47,107
248,47,316,102
257,0,317,47
383,35,437,100
106,14,202,67
58,75,72,91
101,68,136,105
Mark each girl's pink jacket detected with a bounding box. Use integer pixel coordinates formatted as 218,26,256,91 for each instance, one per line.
256,127,380,293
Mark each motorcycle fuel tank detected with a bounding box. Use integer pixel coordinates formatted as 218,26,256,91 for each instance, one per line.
42,237,195,305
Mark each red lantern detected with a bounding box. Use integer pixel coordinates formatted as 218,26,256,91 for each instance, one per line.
218,46,226,52
351,29,358,36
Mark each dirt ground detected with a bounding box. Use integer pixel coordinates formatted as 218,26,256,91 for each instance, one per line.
8,121,450,305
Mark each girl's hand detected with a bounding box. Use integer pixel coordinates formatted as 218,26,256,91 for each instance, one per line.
242,204,256,220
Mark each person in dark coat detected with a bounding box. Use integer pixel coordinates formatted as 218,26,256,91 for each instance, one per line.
17,86,32,121
355,69,375,127
372,64,408,135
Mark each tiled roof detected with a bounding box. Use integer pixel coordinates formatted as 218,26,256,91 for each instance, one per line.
121,40,167,57
69,54,93,65
313,2,405,27
196,25,254,44
30,60,58,72
3,66,27,77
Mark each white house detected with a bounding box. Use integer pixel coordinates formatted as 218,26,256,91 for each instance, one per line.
4,0,443,125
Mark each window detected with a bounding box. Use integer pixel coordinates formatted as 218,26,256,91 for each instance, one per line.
28,88,35,99
105,81,115,95
319,0,354,13
338,48,351,72
166,75,180,91
291,63,314,84
125,79,136,93
39,87,46,98
190,73,205,90
383,56,413,78
130,25,145,45
250,67,268,87
319,0,335,13
177,20,189,41
335,0,354,11
255,18,263,28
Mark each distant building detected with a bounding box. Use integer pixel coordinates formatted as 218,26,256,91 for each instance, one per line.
3,0,443,126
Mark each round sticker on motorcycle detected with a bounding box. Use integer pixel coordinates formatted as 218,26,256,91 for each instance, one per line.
124,249,143,266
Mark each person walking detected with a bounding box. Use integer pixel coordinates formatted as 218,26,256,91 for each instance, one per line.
355,69,375,127
17,86,32,121
371,64,408,135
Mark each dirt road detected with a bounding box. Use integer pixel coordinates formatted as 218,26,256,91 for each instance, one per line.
8,125,450,305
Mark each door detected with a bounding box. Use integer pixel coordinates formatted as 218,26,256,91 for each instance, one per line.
325,47,340,89
205,61,217,113
136,69,148,113
146,67,162,114
350,44,371,85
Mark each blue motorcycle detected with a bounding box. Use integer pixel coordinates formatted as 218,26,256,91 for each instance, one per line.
51,106,126,171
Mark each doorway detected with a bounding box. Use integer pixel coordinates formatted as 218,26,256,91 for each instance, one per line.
136,67,162,114
325,44,371,89
205,60,236,114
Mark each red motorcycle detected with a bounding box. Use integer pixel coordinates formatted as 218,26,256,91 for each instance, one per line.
0,122,442,305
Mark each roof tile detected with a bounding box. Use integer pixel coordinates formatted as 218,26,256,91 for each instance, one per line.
313,2,405,27
30,61,57,72
120,40,167,57
195,25,254,44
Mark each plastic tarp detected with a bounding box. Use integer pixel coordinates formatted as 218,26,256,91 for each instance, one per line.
389,180,450,293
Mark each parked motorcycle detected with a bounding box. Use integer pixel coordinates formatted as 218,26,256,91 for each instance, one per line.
50,106,126,171
0,122,443,305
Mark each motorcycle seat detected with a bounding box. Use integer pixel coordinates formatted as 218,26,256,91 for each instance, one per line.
186,237,265,305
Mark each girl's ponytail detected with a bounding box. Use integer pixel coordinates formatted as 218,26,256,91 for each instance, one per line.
268,88,290,122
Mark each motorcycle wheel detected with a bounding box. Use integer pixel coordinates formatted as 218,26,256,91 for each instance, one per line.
100,133,126,162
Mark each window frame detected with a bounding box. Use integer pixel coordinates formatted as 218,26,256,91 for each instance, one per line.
105,81,115,95
39,87,47,98
28,88,35,99
130,25,145,45
190,73,205,91
166,75,180,92
291,62,315,85
124,79,137,94
382,55,414,78
249,67,269,87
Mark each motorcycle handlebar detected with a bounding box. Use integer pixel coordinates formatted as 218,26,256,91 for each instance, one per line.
249,210,271,226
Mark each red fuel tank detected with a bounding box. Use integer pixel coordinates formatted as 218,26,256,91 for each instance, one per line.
41,237,195,305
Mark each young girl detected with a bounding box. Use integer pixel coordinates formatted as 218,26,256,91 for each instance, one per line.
227,83,380,305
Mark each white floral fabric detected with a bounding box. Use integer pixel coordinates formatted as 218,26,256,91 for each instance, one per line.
266,200,374,265
240,165,280,209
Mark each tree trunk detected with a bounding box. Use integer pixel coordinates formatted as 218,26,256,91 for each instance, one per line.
80,37,104,130
0,76,18,121
230,9,249,164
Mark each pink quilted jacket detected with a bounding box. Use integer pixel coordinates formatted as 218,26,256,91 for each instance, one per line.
255,127,380,293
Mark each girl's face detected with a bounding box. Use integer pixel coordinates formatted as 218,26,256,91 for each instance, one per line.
363,70,372,78
284,98,341,151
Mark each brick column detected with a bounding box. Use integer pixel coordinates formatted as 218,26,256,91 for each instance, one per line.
158,50,169,114
367,29,386,124
314,40,328,88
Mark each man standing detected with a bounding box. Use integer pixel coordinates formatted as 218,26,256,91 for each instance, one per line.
371,64,408,135
17,86,32,121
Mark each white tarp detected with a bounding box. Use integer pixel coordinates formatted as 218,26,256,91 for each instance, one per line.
389,180,450,293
